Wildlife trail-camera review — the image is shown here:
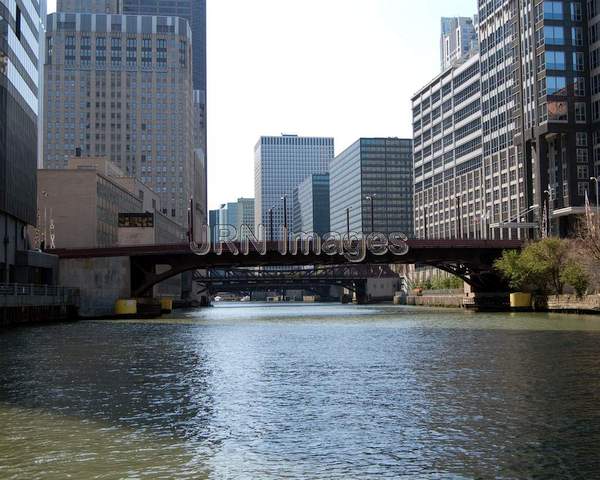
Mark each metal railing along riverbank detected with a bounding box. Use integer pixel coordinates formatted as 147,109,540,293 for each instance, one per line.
0,284,80,308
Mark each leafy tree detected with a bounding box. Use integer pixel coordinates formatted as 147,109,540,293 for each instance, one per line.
521,238,570,294
494,249,531,292
560,261,589,298
495,238,580,295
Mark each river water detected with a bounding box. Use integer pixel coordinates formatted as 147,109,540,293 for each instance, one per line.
1,303,600,479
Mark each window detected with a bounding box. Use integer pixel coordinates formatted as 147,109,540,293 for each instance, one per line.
571,2,583,20
546,51,566,69
547,76,567,95
544,1,564,19
544,1,563,20
575,102,587,122
577,165,589,180
544,26,565,45
573,52,585,71
578,182,589,196
577,148,589,162
572,27,584,46
574,77,586,96
15,6,21,41
548,101,568,121
576,132,588,147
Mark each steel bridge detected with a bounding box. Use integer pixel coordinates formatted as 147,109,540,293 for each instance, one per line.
194,264,403,300
51,239,523,298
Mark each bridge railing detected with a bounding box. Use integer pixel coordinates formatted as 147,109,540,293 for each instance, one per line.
0,283,80,307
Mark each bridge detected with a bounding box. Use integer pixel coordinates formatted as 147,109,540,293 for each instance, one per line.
193,264,404,302
51,239,522,314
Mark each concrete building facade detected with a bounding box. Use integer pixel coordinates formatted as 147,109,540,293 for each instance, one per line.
43,12,195,228
254,135,334,240
330,138,413,237
35,157,185,249
57,0,120,13
121,0,207,223
412,54,520,240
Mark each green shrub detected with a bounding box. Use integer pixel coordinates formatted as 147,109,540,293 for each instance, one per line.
560,261,589,298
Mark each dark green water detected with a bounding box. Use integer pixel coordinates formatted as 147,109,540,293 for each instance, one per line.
2,303,600,479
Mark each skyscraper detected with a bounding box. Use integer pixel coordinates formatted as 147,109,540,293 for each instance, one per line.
330,138,413,237
43,12,195,227
293,174,330,236
254,135,334,240
121,0,207,222
1,0,44,282
216,197,255,240
440,16,479,70
479,0,593,235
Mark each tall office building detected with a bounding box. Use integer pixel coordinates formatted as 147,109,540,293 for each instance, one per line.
254,135,334,240
440,16,479,70
217,197,255,240
330,138,413,237
510,0,594,234
43,12,195,228
293,173,330,236
0,0,45,282
121,0,207,222
414,2,599,240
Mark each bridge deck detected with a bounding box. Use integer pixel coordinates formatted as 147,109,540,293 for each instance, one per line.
50,239,523,259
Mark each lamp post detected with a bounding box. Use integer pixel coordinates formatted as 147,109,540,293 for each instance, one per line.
281,195,287,230
268,207,274,242
346,207,351,238
543,187,552,238
365,194,376,234
280,195,288,243
455,195,462,239
591,177,600,213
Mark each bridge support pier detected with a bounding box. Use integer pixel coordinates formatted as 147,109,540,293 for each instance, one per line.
462,274,510,311
354,281,368,305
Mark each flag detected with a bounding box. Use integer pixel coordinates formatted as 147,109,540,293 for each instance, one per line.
585,189,596,236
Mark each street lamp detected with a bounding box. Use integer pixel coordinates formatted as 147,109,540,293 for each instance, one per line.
543,187,552,237
365,194,377,234
455,195,462,239
268,207,274,242
591,177,600,213
281,195,288,230
346,207,351,238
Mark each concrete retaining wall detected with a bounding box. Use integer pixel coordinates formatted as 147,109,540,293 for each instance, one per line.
59,257,130,317
539,294,600,313
406,295,463,308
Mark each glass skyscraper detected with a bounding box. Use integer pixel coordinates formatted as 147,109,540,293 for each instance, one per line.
293,173,330,236
330,138,413,237
1,0,44,282
254,135,334,240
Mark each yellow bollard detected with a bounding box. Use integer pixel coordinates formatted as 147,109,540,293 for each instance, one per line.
115,299,137,316
510,293,532,309
160,298,173,313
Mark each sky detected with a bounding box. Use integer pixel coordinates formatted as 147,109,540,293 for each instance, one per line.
47,0,478,210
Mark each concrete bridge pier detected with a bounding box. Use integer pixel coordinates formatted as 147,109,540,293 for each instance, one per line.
59,256,131,317
354,281,368,305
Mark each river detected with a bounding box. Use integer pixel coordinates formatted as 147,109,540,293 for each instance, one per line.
1,303,600,479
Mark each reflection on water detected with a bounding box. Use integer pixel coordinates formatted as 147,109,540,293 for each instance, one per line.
2,304,600,479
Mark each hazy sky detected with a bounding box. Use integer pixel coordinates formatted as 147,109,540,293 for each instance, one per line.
47,0,477,210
